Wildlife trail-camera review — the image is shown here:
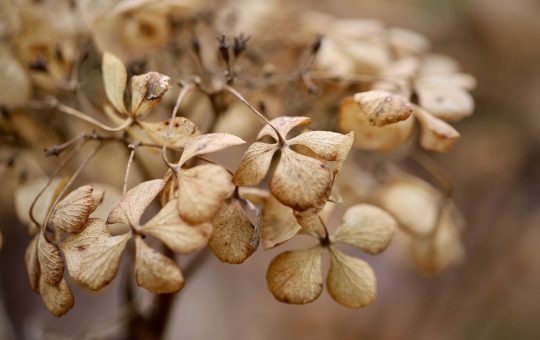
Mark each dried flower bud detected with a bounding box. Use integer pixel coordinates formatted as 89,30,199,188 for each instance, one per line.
354,90,415,127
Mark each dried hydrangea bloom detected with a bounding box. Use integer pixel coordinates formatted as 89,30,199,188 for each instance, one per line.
377,175,466,274
89,0,201,61
106,179,212,294
234,116,353,211
302,12,391,76
267,204,396,307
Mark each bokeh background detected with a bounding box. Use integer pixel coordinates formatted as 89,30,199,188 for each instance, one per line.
1,0,540,339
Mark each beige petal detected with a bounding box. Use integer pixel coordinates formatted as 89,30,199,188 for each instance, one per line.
238,187,270,206
389,27,431,57
134,236,184,294
232,142,278,186
140,117,200,149
414,107,460,153
412,203,465,274
91,188,105,212
60,219,130,291
209,199,257,264
257,116,311,141
294,202,336,239
37,234,64,286
416,84,474,122
261,195,302,249
378,176,442,236
50,185,96,233
25,235,40,292
327,246,376,308
354,91,415,127
333,204,396,254
39,277,74,317
131,71,171,116
107,179,165,226
288,131,354,176
178,133,245,166
339,97,414,152
142,200,212,254
177,164,234,224
102,52,127,114
416,73,476,91
270,147,332,211
267,246,323,304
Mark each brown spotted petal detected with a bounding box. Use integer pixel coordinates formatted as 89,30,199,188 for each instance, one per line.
232,142,278,186
102,52,128,114
333,204,396,254
354,90,415,127
269,147,332,211
178,133,245,166
209,199,257,264
60,218,131,291
327,246,376,308
131,71,171,117
140,117,200,149
267,246,323,304
414,107,460,153
142,200,212,254
107,179,165,226
134,236,184,294
50,185,96,233
177,164,235,224
415,82,474,122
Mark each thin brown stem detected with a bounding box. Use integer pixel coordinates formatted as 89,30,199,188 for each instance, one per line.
123,145,137,195
55,101,133,132
162,83,194,170
223,85,286,145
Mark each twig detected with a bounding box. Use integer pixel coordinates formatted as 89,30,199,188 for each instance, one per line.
123,145,137,195
55,101,133,132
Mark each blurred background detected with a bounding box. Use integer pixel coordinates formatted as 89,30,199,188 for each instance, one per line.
1,0,540,339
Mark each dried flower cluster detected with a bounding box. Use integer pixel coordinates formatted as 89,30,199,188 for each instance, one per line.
0,0,474,323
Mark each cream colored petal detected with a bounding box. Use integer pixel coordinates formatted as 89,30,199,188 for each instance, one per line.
270,147,332,211
232,142,278,186
414,107,460,152
354,91,415,127
39,277,74,317
130,71,171,116
327,247,376,308
60,218,130,291
267,246,323,304
107,179,165,226
134,236,184,294
288,131,354,177
389,27,431,57
261,195,302,249
25,235,40,293
37,234,64,286
378,176,442,236
333,204,396,254
178,133,245,166
419,54,460,76
412,203,465,274
140,117,200,149
238,187,270,206
416,73,476,91
177,164,234,224
102,52,127,114
142,200,212,254
50,185,95,233
339,97,414,152
209,199,257,264
257,116,311,140
416,84,474,122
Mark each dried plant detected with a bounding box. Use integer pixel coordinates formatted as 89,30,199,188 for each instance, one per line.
0,0,476,337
